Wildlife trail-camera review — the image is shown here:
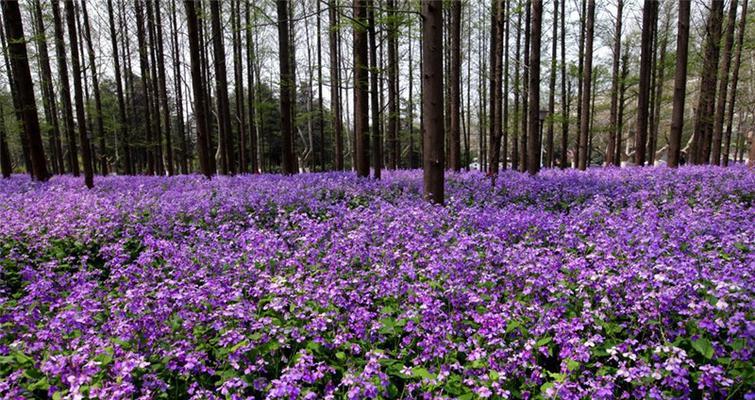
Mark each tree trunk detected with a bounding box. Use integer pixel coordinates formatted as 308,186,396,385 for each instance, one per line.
170,0,187,174
210,1,231,174
386,0,399,170
135,0,155,174
316,0,325,171
107,0,129,174
1,2,49,180
0,101,10,177
527,0,542,174
50,0,78,176
64,0,92,187
145,1,163,174
519,2,530,172
606,0,623,167
422,0,444,203
578,0,595,170
512,7,521,170
649,9,670,166
691,0,724,164
368,0,382,179
574,0,586,168
328,0,343,171
617,51,628,164
353,0,370,177
449,0,462,172
152,0,174,175
668,1,691,168
487,0,502,176
559,0,568,168
634,0,658,166
277,0,297,174
80,0,107,175
231,1,246,173
184,0,211,178
711,0,738,165
722,0,748,166
546,0,558,168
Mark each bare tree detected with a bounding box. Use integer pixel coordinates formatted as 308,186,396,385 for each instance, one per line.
353,0,370,177
184,0,211,178
668,0,691,168
422,0,444,203
527,0,543,174
578,0,595,170
634,0,658,166
606,0,623,166
722,0,748,166
277,0,297,174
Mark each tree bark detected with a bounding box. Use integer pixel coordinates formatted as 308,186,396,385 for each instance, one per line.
210,0,232,174
50,0,78,176
546,0,558,168
368,0,382,179
64,0,92,186
487,0,503,176
711,0,738,165
519,2,530,172
449,0,462,172
386,0,399,170
353,0,370,177
277,0,297,174
578,0,595,170
422,0,444,203
606,0,623,167
184,0,211,178
634,0,658,166
691,0,724,164
559,0,568,168
649,9,670,166
80,0,107,175
0,101,10,177
152,0,174,175
574,0,586,168
668,0,691,168
722,0,748,166
527,0,542,174
107,0,130,174
328,0,343,171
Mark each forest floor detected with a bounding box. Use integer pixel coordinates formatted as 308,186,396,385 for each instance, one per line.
0,167,753,399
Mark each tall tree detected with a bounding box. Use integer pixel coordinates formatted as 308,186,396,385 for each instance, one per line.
545,0,558,168
135,0,156,174
501,0,510,171
1,1,49,180
668,0,691,168
488,0,503,176
691,0,724,164
316,0,325,171
649,8,670,165
634,0,658,166
64,0,93,187
559,0,568,168
277,0,297,174
449,0,462,172
107,0,130,174
210,1,231,174
711,0,738,165
722,0,748,166
578,0,595,170
184,0,211,178
232,1,246,173
328,0,344,170
574,0,586,168
368,0,382,179
50,0,78,176
527,0,542,174
153,0,174,175
353,0,370,177
80,0,107,175
422,0,444,203
0,101,10,177
606,0,623,166
519,2,530,172
246,2,259,173
170,0,187,174
32,0,64,175
386,0,399,170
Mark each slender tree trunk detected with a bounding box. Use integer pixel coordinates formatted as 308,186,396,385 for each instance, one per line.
501,0,509,171
711,0,738,165
50,0,78,176
386,0,399,170
184,0,211,178
0,18,31,176
146,1,163,174
617,51,628,164
668,1,691,168
691,0,724,164
80,0,107,175
277,0,297,174
64,0,92,187
170,0,187,174
2,1,49,180
512,7,521,170
578,0,595,170
368,0,382,179
723,0,748,166
107,0,129,174
353,0,370,177
559,0,568,168
606,0,623,166
135,0,155,174
574,0,586,168
421,0,444,203
328,0,343,170
152,0,174,175
487,0,502,176
546,0,558,168
408,21,415,169
210,1,232,174
519,2,530,172
449,0,462,172
244,2,258,173
527,0,542,174
316,0,325,171
649,10,670,166
634,0,658,166
231,1,246,173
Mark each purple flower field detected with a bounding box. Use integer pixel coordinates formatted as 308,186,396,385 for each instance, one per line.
0,167,753,399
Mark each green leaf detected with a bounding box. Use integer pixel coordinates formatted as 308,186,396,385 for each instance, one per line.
412,367,434,380
536,336,552,347
52,392,62,400
566,359,581,372
335,351,346,360
692,338,714,360
489,370,500,381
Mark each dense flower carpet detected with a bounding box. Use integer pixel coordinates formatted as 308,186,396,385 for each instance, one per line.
0,167,753,399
